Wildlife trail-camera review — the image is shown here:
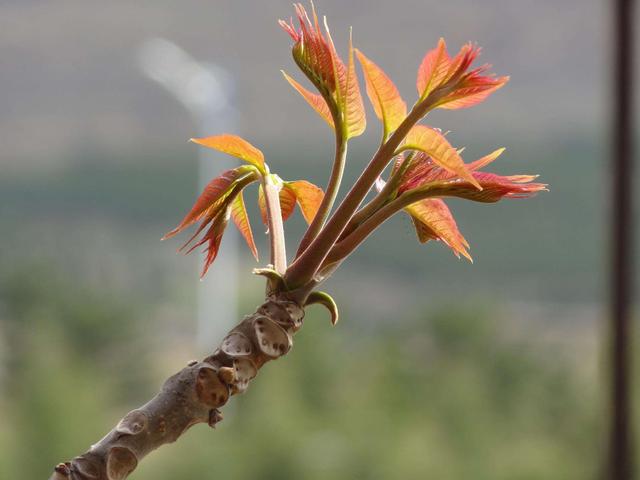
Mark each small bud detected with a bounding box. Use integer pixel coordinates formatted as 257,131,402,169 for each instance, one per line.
208,408,224,428
218,366,235,385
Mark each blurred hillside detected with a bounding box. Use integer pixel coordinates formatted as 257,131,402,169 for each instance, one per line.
1,267,627,479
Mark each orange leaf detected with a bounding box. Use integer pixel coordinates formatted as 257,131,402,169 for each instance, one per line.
279,185,297,221
405,198,471,261
190,134,266,173
355,49,407,135
282,71,335,128
342,30,366,138
401,125,481,189
258,183,297,225
467,148,506,171
286,180,325,224
163,168,244,239
230,192,258,261
416,38,451,99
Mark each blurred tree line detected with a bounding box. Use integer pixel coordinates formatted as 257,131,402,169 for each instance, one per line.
1,263,626,480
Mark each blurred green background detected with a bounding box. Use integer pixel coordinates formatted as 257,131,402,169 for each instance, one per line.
0,1,638,479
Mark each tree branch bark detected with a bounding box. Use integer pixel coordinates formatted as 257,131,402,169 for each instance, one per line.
49,294,305,480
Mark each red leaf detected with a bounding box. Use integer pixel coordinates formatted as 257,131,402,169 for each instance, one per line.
177,207,230,278
286,180,325,224
437,73,509,110
398,148,506,192
230,192,258,261
416,39,507,109
198,210,230,278
430,172,547,203
280,4,336,93
163,168,244,239
281,4,366,138
356,49,407,135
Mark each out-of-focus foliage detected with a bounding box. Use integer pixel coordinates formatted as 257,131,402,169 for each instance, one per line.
1,266,625,480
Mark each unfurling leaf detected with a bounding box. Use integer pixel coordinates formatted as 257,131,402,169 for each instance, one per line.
396,148,505,190
179,207,230,278
405,199,471,261
356,49,407,135
400,125,481,189
191,134,266,174
200,210,230,278
281,4,365,138
280,4,337,94
416,39,508,109
282,71,335,128
432,172,547,203
163,167,253,239
230,192,258,261
436,73,509,110
286,180,325,224
305,291,339,325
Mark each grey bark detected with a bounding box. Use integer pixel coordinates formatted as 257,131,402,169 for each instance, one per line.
49,295,305,480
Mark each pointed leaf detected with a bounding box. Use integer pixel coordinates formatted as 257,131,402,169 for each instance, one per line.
467,148,506,171
400,125,481,189
342,30,366,138
200,210,229,278
282,71,335,128
405,199,471,261
191,135,266,173
417,38,451,99
305,291,339,325
356,49,407,135
230,192,258,261
163,168,246,239
285,180,325,225
437,172,547,203
180,207,230,278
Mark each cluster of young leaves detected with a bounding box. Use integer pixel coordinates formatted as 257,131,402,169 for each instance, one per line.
163,134,324,277
165,2,546,288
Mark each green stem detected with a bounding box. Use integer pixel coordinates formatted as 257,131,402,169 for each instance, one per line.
284,98,437,288
295,134,347,257
339,152,415,241
323,181,452,266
